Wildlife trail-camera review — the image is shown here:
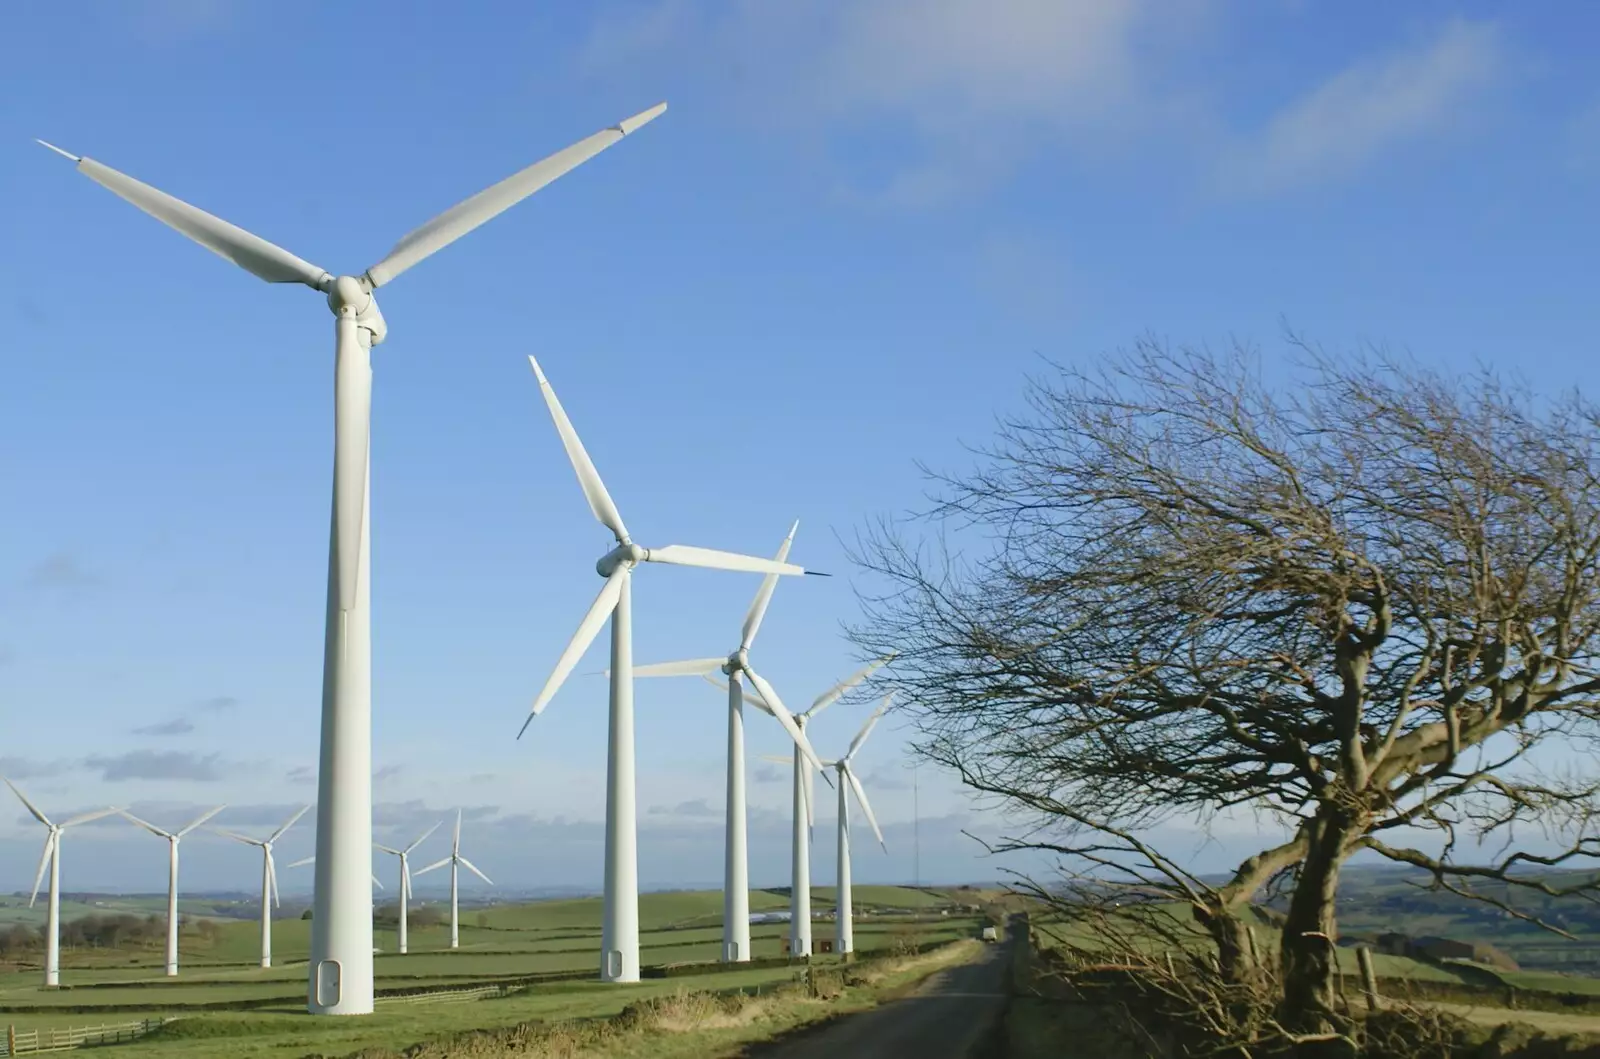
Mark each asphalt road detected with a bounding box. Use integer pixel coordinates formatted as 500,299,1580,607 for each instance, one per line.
753,940,1012,1059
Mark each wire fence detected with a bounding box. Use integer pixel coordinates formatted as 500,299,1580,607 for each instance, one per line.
375,982,514,1006
2,1017,178,1055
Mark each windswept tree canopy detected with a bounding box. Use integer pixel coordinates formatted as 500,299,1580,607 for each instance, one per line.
852,341,1600,952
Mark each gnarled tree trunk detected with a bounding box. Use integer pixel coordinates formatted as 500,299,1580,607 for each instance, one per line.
1280,808,1362,1041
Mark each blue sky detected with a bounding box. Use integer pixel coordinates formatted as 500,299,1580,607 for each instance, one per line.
0,0,1597,897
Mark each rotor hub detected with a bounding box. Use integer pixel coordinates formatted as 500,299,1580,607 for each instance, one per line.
327,275,388,345
595,542,647,577
327,275,371,316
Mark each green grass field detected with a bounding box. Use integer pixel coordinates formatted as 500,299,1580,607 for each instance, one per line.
0,885,986,1056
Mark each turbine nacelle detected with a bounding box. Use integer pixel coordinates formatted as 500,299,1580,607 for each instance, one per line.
327,275,388,345
595,542,647,577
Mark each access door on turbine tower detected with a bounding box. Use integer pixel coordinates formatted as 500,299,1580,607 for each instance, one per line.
315,960,342,1007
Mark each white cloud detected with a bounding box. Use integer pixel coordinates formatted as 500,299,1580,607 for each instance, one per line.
581,4,1505,204
1221,18,1502,194
580,0,1181,207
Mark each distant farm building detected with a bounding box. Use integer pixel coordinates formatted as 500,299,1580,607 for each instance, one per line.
1373,932,1518,971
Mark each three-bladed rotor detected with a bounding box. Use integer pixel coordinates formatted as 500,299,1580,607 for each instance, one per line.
5,778,122,907
630,522,832,773
375,821,442,902
519,354,826,736
215,805,311,909
37,102,667,615
415,809,494,885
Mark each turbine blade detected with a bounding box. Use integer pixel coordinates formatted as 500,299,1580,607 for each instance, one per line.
214,828,264,846
373,874,385,891
845,693,895,762
520,568,626,733
270,805,311,844
266,848,280,908
645,544,807,577
374,843,401,856
415,857,450,876
741,668,826,776
42,146,330,288
804,656,892,721
705,673,772,714
29,833,56,907
634,658,725,678
741,521,797,652
177,805,227,837
845,766,886,850
453,809,462,855
407,820,442,854
525,355,629,541
363,103,667,288
118,810,172,838
459,856,494,885
333,316,372,611
805,761,816,833
63,806,123,828
288,855,314,869
5,778,53,828
757,754,791,765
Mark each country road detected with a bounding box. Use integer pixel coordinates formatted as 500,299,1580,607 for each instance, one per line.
750,939,1013,1059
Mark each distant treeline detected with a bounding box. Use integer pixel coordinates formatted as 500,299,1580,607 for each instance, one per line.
3,913,178,956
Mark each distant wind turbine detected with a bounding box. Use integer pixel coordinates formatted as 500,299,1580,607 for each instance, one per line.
216,806,310,968
4,779,120,987
375,822,440,955
633,525,835,964
520,353,824,983
818,695,892,954
414,810,494,950
119,805,226,976
742,657,890,957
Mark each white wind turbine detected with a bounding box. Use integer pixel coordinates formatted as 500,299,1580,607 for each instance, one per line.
38,101,666,1016
633,526,843,964
819,695,892,955
118,805,226,976
743,658,891,957
414,810,494,950
374,822,440,955
521,353,826,983
4,780,120,987
216,806,310,969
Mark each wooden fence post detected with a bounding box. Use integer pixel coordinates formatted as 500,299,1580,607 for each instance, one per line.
1356,945,1380,1013
7,1022,14,1056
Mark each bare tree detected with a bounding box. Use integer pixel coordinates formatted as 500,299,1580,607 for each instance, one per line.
851,339,1600,1038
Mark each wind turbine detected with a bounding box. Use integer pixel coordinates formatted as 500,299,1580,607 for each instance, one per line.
118,805,226,976
37,101,666,1016
4,780,120,987
633,522,834,964
819,695,892,955
742,657,890,957
374,822,440,955
520,353,825,983
216,806,310,969
414,810,494,950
